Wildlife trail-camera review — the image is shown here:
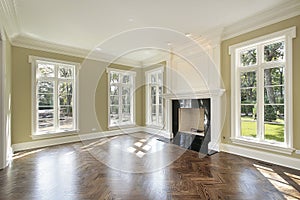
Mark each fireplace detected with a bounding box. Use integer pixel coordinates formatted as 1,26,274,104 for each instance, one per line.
162,89,225,154
172,99,211,154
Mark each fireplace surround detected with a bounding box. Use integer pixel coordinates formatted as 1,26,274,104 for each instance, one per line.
162,89,225,153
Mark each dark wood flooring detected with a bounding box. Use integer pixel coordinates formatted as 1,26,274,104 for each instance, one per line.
0,132,299,200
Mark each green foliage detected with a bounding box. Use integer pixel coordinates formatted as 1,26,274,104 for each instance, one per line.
240,49,257,66
264,105,277,121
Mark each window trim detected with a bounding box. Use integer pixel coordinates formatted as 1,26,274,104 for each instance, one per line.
229,27,296,153
145,67,164,128
106,68,136,129
29,56,80,137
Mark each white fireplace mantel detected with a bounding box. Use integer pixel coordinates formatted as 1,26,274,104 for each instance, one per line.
162,88,225,152
162,89,225,100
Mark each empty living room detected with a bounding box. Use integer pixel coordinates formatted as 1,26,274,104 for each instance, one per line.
0,0,300,199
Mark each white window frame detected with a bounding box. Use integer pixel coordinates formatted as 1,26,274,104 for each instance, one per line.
229,27,296,154
107,68,136,129
145,67,164,128
29,56,80,138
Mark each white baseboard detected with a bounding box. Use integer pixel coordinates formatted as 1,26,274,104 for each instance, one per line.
220,143,300,170
12,127,143,152
142,126,173,139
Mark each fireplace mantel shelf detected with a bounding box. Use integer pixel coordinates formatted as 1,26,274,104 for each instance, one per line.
162,89,225,100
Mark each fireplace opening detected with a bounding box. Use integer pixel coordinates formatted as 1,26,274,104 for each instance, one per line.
172,99,211,154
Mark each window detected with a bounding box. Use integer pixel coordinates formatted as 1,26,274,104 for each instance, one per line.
229,27,295,151
30,56,79,136
145,67,164,127
107,68,136,128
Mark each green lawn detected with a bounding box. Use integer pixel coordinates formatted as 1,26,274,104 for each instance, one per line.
241,117,284,142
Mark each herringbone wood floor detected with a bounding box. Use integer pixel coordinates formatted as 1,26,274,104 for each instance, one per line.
0,132,299,200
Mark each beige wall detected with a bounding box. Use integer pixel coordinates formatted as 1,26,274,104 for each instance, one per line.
221,15,300,158
11,47,145,144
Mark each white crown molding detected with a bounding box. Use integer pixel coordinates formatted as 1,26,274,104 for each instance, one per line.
11,34,143,68
222,0,300,40
0,0,19,40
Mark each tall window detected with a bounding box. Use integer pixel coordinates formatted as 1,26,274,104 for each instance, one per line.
146,68,164,127
230,27,295,150
107,68,136,128
30,56,79,135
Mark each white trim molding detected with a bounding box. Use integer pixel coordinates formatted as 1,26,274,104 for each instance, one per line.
106,68,136,129
0,0,19,39
222,0,300,40
29,55,80,137
11,126,171,152
229,26,296,152
220,143,300,170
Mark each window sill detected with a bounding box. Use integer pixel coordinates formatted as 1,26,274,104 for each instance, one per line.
32,129,79,140
230,137,295,155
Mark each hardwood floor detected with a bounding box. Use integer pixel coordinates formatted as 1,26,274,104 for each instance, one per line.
0,132,299,200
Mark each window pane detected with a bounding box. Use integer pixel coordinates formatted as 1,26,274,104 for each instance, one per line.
38,94,54,106
264,41,285,62
152,105,156,114
264,86,284,104
240,49,257,66
158,73,162,84
240,72,256,88
159,105,163,114
241,88,256,104
37,63,55,77
158,86,162,95
38,109,54,132
59,82,73,106
122,96,130,105
122,75,130,84
151,114,157,122
151,95,156,104
111,96,119,105
122,105,130,114
122,87,130,96
151,74,156,83
110,114,119,126
38,81,54,93
59,82,73,95
110,106,119,115
110,72,120,83
241,105,257,138
158,114,163,124
122,113,131,122
159,96,162,104
264,67,284,86
151,86,156,95
59,67,73,78
264,105,284,142
59,106,73,129
110,86,119,95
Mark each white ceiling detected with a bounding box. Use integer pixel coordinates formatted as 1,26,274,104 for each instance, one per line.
2,0,298,63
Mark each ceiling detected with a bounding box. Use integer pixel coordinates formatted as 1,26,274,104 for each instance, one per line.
1,0,299,64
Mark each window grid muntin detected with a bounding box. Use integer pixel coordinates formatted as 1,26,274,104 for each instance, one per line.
35,60,76,134
146,69,163,127
237,38,286,144
108,71,135,127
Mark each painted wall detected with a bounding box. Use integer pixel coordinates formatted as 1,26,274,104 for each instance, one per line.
221,15,300,159
11,46,144,144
